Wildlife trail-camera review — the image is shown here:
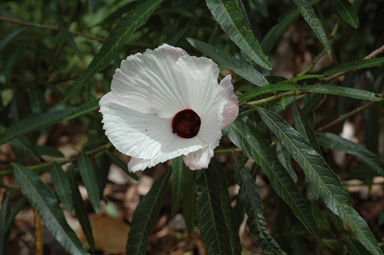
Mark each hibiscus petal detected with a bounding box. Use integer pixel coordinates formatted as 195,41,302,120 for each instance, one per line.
99,92,204,162
173,56,220,114
183,146,214,170
111,44,189,118
219,75,239,129
128,157,152,172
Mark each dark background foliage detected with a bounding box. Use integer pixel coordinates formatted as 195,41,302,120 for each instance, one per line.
1,0,384,254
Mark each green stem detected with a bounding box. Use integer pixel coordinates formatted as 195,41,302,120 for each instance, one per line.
215,148,242,154
246,91,303,107
316,100,377,131
0,142,112,176
298,22,338,76
0,16,104,42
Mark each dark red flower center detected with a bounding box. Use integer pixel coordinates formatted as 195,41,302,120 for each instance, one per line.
172,109,201,139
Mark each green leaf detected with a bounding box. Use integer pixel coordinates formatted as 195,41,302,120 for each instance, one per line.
205,0,271,70
195,162,242,255
12,163,89,255
64,98,100,121
35,145,65,158
59,25,81,58
323,57,384,76
276,142,297,183
0,107,75,145
64,0,164,100
50,163,73,213
292,0,332,58
345,235,370,255
182,166,196,236
225,121,321,242
4,197,27,234
332,0,359,28
105,150,139,180
240,83,298,101
10,136,40,162
292,103,321,153
283,74,324,83
300,85,383,101
126,169,171,255
261,5,300,55
235,165,287,255
0,27,25,52
0,194,10,255
316,132,384,176
187,38,269,86
78,151,100,214
69,168,95,252
257,107,383,255
171,156,183,216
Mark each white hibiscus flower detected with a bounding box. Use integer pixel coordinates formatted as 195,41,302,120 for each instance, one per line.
99,44,238,172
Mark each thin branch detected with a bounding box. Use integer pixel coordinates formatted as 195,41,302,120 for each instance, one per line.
322,44,384,83
316,100,377,131
246,91,303,107
0,142,112,176
0,16,105,42
215,148,242,154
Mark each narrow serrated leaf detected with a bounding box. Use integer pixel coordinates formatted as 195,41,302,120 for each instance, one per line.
187,38,268,86
323,57,384,76
292,103,322,153
292,0,332,58
35,145,65,158
12,163,89,255
261,6,300,54
332,0,359,28
105,150,139,180
283,74,324,83
64,98,100,120
226,121,321,242
240,83,298,101
0,194,10,255
182,166,196,236
78,151,100,214
50,163,73,213
10,136,40,162
65,0,164,100
301,85,382,101
59,25,81,58
4,197,27,233
236,165,287,255
195,162,242,255
0,107,75,144
126,169,171,255
316,132,384,176
276,142,297,183
171,156,183,216
0,27,25,51
257,107,383,255
205,0,271,69
69,168,95,252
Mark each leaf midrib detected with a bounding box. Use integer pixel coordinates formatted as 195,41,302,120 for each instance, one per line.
212,0,270,69
258,109,379,254
238,169,282,253
229,123,317,235
13,164,86,255
129,170,169,251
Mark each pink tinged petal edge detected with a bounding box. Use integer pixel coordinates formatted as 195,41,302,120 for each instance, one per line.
219,75,239,129
183,146,214,170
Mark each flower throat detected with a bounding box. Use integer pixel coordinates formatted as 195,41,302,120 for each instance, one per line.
172,109,201,138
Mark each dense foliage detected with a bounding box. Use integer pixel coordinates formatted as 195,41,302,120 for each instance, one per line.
1,0,384,254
